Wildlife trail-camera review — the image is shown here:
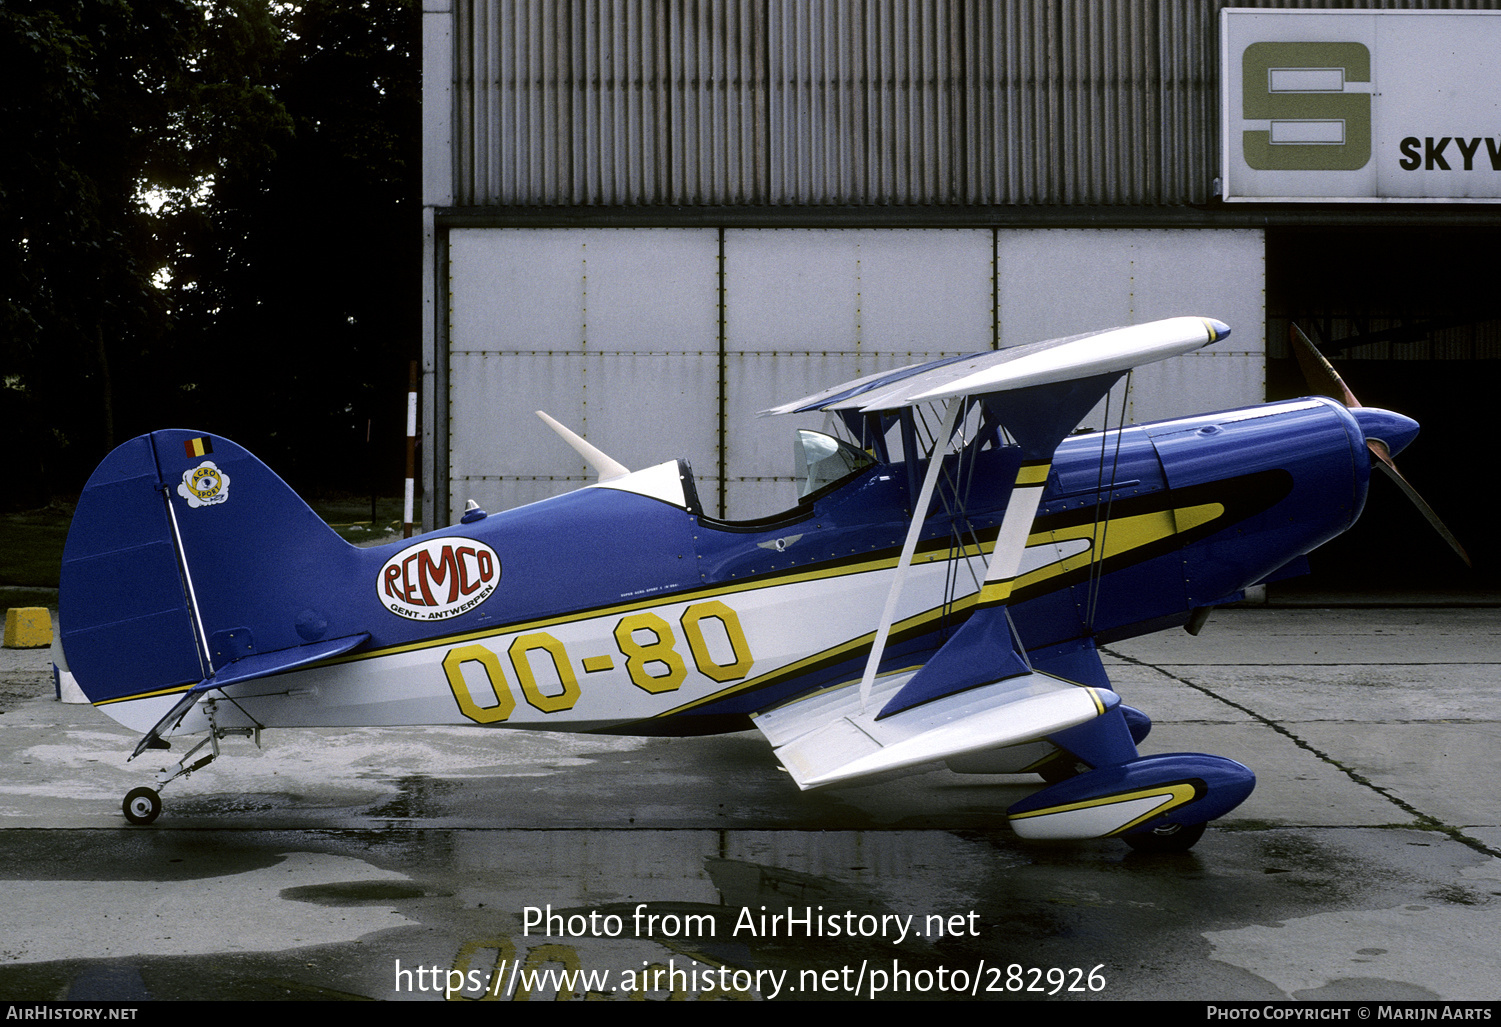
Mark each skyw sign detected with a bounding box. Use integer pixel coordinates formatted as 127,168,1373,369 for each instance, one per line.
1221,10,1501,202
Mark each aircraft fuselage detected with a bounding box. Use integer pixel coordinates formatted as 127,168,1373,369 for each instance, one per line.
119,396,1372,741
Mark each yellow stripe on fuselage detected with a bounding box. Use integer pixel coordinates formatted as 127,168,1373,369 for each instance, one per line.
1015,462,1051,486
94,683,196,707
1012,502,1224,595
91,501,1227,708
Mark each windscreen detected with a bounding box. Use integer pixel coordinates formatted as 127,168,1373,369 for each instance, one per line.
793,430,876,499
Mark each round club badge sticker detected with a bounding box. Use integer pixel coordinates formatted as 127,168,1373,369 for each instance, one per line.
178,461,231,508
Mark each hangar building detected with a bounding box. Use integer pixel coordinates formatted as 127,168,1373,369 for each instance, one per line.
421,0,1500,593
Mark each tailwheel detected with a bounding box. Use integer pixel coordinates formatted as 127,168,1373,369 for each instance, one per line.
1121,820,1205,853
123,787,162,826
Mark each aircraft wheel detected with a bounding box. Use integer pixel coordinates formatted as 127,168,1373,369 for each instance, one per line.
123,787,162,826
1122,820,1205,853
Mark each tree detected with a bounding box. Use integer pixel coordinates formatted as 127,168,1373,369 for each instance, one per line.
2,0,198,502
166,0,421,493
0,0,419,505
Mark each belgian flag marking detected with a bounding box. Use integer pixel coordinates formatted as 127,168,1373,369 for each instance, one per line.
184,437,213,459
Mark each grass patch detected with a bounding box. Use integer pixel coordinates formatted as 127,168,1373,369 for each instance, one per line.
0,507,72,588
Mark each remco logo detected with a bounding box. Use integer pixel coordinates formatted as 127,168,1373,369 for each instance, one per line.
1241,41,1372,172
380,538,500,621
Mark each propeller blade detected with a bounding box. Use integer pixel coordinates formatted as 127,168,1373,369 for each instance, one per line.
1369,449,1474,568
1290,323,1360,408
1288,324,1471,568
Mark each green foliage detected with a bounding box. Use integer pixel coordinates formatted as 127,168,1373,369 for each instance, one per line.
1,0,419,506
2,0,183,501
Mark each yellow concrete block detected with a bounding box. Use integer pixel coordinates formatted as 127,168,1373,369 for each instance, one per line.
3,608,53,649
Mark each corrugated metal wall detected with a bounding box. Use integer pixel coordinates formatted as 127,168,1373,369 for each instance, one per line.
450,0,1495,208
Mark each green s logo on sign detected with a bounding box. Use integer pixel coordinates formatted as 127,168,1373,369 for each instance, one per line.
1242,42,1371,171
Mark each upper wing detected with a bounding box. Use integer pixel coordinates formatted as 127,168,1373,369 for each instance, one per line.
752,316,1228,790
764,316,1228,415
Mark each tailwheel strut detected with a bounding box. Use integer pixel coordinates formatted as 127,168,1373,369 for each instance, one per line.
121,698,260,826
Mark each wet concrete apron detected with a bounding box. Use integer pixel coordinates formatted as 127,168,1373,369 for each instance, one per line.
0,608,1497,1001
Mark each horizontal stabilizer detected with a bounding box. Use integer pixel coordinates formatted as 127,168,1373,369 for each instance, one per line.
130,632,369,758
201,632,368,691
754,670,1117,790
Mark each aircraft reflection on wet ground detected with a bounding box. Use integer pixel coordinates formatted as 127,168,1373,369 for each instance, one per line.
0,607,1498,1001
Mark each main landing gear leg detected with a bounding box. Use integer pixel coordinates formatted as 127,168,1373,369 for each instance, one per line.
1008,710,1254,851
121,699,260,825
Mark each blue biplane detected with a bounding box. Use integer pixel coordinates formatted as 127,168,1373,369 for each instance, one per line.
58,316,1462,849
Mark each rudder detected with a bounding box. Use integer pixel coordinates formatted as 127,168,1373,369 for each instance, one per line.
60,430,360,718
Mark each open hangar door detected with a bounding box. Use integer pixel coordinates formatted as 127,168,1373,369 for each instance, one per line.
1266,226,1500,599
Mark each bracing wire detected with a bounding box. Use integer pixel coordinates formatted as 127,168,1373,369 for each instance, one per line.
911,400,988,631
1084,370,1133,630
910,401,993,634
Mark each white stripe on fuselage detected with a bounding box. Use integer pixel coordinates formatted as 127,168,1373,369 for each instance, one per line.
96,536,1094,737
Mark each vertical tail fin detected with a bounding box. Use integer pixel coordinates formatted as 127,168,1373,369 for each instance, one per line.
60,431,362,722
